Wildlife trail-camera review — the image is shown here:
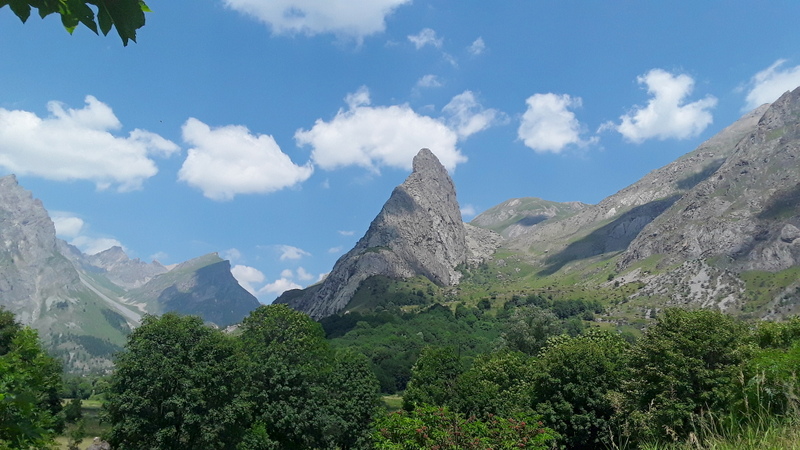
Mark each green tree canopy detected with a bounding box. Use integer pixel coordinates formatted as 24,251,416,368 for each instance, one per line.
0,308,63,448
105,313,246,450
622,308,750,443
1,0,149,45
532,330,631,449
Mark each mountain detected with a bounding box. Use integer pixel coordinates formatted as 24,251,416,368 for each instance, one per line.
470,88,800,320
277,148,500,318
0,176,259,372
288,87,800,326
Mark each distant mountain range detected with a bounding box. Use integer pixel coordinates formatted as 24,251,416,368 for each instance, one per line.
0,177,259,372
4,87,800,373
282,87,800,324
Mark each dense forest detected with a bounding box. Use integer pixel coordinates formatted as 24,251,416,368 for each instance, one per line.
4,301,800,448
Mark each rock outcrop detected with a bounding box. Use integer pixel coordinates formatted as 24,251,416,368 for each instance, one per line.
0,175,259,372
279,148,485,318
621,87,800,271
500,102,771,270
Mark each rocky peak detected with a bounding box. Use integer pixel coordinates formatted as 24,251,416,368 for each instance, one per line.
278,148,470,318
620,86,800,271
85,246,167,289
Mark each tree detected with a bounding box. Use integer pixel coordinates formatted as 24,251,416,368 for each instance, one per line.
453,350,535,418
0,309,64,448
237,304,334,449
622,308,749,443
322,349,382,450
374,404,557,450
1,0,149,45
531,330,630,449
105,313,246,450
502,306,563,356
402,346,462,411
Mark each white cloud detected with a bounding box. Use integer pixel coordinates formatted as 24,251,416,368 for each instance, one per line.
231,264,266,296
179,118,313,201
0,96,178,191
606,69,717,144
296,266,315,281
259,277,302,297
338,230,355,236
460,204,477,219
408,28,443,49
518,93,595,153
328,246,344,254
222,248,242,262
468,37,485,55
70,236,125,256
280,268,294,278
51,212,85,238
743,59,800,111
222,0,410,39
278,245,311,260
149,251,169,263
51,211,126,255
295,87,466,172
443,91,505,139
416,74,443,89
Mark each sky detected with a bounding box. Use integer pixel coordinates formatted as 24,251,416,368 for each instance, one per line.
2,1,800,303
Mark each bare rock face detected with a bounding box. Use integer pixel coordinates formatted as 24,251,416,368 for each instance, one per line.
0,175,80,324
621,86,800,272
280,149,470,319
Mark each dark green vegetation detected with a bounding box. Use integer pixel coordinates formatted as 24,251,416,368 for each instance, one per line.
0,308,63,448
8,301,800,448
368,308,800,449
105,306,381,449
1,0,148,45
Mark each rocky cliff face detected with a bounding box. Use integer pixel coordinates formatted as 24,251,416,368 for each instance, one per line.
0,175,259,372
0,175,81,324
621,87,800,272
85,246,168,289
501,102,770,270
128,253,260,327
280,148,494,318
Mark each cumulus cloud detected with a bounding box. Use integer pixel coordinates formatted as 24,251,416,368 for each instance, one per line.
70,236,125,256
222,248,243,262
179,118,313,201
259,277,302,297
338,230,355,236
0,96,178,191
468,37,485,55
328,246,343,254
149,251,169,263
518,93,595,153
460,204,477,219
51,213,85,238
222,0,410,39
743,59,800,111
605,69,717,144
51,211,125,255
416,74,443,89
295,267,315,281
443,91,505,139
231,264,266,295
408,28,443,49
278,245,311,260
295,87,466,172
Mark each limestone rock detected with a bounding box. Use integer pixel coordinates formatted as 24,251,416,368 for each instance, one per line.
279,149,472,318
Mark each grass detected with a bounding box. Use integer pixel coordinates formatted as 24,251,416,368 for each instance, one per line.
56,399,110,450
382,394,403,412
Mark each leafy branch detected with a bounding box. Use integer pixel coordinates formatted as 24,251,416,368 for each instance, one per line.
1,0,150,45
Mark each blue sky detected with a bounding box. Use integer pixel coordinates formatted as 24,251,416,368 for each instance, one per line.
2,1,800,302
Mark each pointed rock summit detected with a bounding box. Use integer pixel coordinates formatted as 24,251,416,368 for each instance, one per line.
279,148,470,318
